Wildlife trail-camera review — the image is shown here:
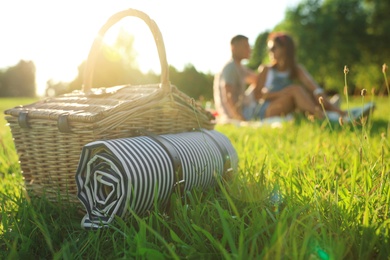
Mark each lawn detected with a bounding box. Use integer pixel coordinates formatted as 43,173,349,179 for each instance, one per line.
0,96,389,259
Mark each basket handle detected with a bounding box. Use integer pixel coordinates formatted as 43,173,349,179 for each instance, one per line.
82,8,170,93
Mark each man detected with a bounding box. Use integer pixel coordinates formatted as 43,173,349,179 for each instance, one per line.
213,35,258,122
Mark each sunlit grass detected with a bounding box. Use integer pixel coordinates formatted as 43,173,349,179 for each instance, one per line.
0,98,39,134
0,96,389,259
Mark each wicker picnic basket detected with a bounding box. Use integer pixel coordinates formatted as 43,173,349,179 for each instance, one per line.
4,8,215,204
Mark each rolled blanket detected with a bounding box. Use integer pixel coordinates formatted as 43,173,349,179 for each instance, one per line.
76,129,238,228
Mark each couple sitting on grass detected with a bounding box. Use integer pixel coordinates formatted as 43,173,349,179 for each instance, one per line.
213,32,375,124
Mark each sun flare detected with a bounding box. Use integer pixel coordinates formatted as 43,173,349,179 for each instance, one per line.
101,17,161,74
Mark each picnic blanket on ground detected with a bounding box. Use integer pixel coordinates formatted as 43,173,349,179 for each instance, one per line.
326,102,375,123
75,129,238,229
216,114,294,129
215,101,376,128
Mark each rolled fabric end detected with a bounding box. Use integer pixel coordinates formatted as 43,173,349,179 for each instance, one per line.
76,137,175,228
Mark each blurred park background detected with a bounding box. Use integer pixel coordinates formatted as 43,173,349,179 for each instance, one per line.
0,0,389,100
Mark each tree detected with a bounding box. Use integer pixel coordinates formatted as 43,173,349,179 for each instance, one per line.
247,31,270,71
0,60,36,97
170,64,214,100
68,30,144,92
364,0,390,59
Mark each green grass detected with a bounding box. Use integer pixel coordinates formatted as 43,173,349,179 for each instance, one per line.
1,96,390,259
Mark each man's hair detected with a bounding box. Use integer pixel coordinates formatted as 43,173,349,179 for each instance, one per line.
230,35,248,45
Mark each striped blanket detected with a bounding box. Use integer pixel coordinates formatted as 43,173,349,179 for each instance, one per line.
75,129,238,228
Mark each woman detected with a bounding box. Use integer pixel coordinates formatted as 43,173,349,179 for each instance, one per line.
254,32,345,120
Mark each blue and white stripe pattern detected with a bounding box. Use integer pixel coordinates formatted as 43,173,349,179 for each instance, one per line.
76,129,238,229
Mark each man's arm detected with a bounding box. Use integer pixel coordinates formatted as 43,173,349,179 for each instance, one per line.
222,83,245,120
245,69,258,85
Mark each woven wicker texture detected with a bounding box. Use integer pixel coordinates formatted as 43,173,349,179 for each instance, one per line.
4,9,215,204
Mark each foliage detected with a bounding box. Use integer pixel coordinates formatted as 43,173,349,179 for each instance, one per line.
169,65,214,100
0,61,36,97
1,95,390,259
247,31,270,71
0,98,38,134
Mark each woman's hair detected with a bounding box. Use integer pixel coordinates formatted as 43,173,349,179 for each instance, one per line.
268,32,298,79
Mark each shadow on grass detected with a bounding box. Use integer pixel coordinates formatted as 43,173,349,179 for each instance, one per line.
228,171,390,259
0,194,85,259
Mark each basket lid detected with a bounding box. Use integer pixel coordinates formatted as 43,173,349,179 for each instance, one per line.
4,84,214,133
4,84,161,123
